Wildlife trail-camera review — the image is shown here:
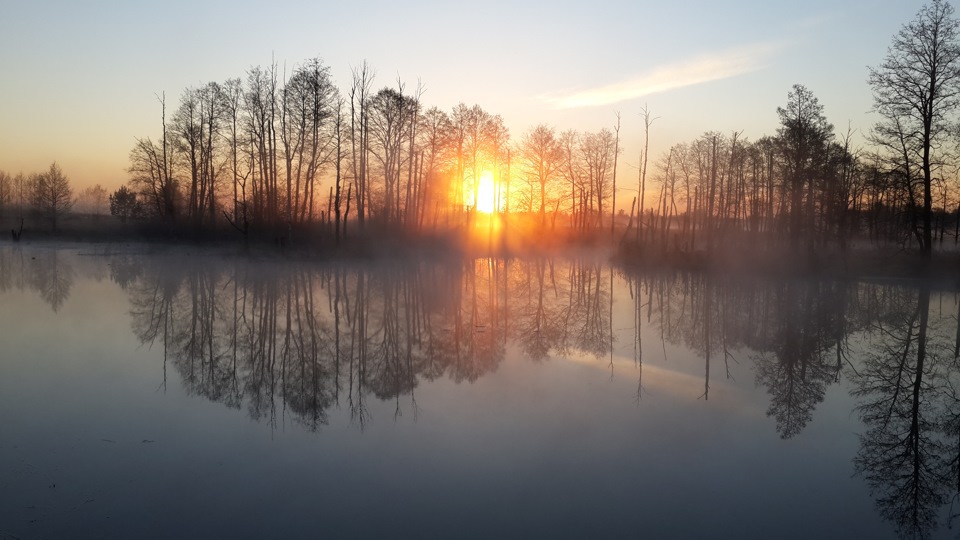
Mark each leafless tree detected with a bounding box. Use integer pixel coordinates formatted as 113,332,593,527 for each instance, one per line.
519,124,564,227
0,170,12,214
30,162,74,232
77,184,108,217
869,0,960,258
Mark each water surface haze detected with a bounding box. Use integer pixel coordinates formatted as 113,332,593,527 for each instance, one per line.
2,244,958,539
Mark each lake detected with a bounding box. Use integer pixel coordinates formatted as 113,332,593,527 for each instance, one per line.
1,244,958,539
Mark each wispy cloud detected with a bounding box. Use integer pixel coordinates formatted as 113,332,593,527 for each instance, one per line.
544,43,781,109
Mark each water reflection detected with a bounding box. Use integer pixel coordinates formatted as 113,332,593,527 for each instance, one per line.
8,245,960,538
751,281,849,439
851,285,960,539
117,255,960,452
120,256,616,432
624,273,856,436
617,270,960,537
0,246,74,311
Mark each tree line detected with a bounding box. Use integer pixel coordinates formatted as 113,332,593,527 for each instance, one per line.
0,163,109,235
112,0,960,258
625,0,960,262
113,56,628,246
2,1,957,260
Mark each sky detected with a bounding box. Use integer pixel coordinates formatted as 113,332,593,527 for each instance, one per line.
0,0,927,200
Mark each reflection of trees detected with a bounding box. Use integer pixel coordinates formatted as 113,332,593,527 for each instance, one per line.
33,251,74,312
560,261,611,359
852,286,960,539
515,258,563,362
0,247,74,311
12,245,960,538
108,254,143,290
123,256,620,430
0,247,21,293
753,282,846,439
638,273,731,400
642,272,860,436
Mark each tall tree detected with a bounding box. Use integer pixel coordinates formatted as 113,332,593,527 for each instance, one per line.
776,84,833,251
519,124,563,226
349,61,375,230
417,106,451,227
31,162,74,232
246,63,280,227
580,129,616,230
869,0,960,258
368,86,417,224
332,95,347,243
128,137,177,219
461,105,505,215
77,184,108,217
611,113,621,235
637,106,655,243
219,78,247,230
280,57,336,225
0,170,12,215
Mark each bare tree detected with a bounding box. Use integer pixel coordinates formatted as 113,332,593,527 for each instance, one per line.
31,162,74,232
331,95,347,244
611,112,621,235
219,78,247,229
519,124,564,227
0,170,12,225
349,61,375,230
129,137,177,219
580,128,616,230
281,57,336,225
246,63,280,227
368,85,417,224
77,184,108,217
869,0,960,258
637,105,656,242
417,106,451,227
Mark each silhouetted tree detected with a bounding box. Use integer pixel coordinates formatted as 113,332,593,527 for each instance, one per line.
30,162,73,232
777,84,834,252
129,136,177,220
349,61,375,230
110,185,143,222
368,85,418,224
280,57,337,225
519,124,564,227
0,170,12,215
869,0,960,258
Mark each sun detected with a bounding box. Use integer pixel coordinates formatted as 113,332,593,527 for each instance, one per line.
476,170,496,213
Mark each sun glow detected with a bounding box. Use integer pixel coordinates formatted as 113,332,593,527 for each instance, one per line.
476,170,497,214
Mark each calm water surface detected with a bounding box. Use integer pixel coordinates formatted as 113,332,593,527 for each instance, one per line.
2,244,959,539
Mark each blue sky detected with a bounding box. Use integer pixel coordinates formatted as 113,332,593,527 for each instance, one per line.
0,0,925,193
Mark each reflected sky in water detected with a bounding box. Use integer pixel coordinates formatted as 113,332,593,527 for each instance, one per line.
2,245,959,539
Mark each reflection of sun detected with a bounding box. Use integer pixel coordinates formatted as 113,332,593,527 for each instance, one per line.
477,171,496,213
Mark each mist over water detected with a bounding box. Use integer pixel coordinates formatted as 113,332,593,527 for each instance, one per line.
2,244,960,539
